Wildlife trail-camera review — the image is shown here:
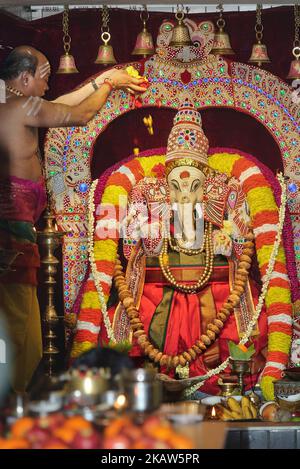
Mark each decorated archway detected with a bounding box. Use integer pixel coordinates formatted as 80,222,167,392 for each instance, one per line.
45,21,300,322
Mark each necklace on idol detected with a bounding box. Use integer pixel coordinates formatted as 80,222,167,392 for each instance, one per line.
5,85,24,97
159,221,214,293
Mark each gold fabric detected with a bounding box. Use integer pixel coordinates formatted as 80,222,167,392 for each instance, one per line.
0,283,42,392
198,286,221,369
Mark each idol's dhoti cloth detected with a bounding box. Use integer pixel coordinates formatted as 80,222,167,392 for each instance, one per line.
0,176,47,392
105,251,268,395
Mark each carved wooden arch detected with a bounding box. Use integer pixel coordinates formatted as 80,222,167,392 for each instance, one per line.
44,54,300,316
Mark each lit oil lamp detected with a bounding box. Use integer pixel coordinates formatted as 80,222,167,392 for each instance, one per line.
113,393,128,412
210,405,218,420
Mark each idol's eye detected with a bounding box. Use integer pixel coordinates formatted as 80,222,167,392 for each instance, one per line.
191,179,201,192
193,40,200,48
170,180,180,191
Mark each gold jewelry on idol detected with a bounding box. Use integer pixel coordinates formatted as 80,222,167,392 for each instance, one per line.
160,222,213,293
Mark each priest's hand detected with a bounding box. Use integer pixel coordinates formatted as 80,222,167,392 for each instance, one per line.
107,69,148,94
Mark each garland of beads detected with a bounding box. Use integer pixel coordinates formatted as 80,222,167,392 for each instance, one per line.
113,228,255,369
159,222,214,293
184,172,287,397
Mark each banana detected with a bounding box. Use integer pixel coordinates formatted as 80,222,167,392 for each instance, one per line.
219,406,236,420
241,396,251,417
218,405,243,421
218,397,257,420
249,402,258,419
227,397,242,414
231,411,243,419
243,406,253,419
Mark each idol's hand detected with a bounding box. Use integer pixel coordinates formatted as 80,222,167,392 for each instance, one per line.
109,69,148,93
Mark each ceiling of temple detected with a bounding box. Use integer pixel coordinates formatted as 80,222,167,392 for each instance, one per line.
0,2,293,20
0,0,292,4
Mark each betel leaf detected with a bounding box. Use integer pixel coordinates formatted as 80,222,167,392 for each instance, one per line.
107,340,132,354
228,341,255,360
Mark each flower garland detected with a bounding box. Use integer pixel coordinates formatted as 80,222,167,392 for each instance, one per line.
211,147,300,304
71,154,165,358
87,179,116,343
208,153,292,400
72,151,293,401
185,171,287,398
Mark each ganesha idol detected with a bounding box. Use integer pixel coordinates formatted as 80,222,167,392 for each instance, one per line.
73,102,293,399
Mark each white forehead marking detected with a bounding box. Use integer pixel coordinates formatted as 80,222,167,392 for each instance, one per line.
39,62,51,78
40,62,50,71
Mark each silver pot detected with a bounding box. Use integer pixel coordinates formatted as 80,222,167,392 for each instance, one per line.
122,368,162,413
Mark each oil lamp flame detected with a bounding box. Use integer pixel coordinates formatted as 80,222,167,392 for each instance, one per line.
114,393,127,411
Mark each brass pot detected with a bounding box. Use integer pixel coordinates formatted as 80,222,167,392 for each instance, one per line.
229,358,251,374
65,368,111,406
218,382,239,397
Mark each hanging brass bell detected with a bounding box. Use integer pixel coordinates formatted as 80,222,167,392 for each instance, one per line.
57,6,79,74
95,32,117,66
56,53,79,74
248,41,271,67
132,26,155,57
132,11,155,57
169,11,193,47
211,17,235,56
287,46,300,79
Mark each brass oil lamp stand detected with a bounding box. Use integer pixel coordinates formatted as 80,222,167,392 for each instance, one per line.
229,358,252,395
37,208,65,377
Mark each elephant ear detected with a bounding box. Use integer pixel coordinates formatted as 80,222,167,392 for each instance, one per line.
122,178,170,259
226,177,250,237
121,185,146,260
203,172,229,227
